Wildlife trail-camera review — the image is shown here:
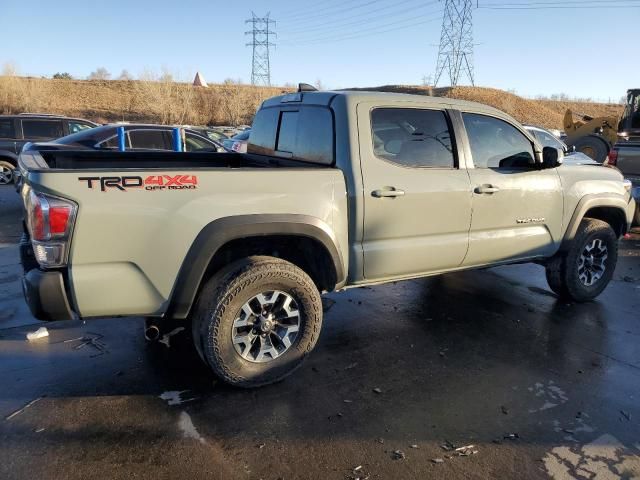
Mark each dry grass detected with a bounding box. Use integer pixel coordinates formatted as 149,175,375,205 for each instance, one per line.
0,76,624,129
0,76,287,126
362,85,623,129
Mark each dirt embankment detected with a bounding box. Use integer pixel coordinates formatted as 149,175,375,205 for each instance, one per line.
361,85,623,130
0,76,623,129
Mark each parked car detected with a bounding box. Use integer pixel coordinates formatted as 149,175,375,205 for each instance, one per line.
0,114,97,185
524,125,597,165
186,126,229,144
26,124,225,153
18,89,635,387
222,129,251,153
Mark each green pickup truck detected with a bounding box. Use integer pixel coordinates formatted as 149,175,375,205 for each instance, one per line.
18,88,636,387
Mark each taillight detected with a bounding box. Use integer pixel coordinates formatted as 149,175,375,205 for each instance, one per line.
606,149,618,166
26,191,77,268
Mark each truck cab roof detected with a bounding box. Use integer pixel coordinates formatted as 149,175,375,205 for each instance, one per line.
262,89,510,118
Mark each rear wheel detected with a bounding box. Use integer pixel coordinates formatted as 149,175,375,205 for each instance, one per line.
571,135,610,163
192,256,322,387
0,160,14,185
545,218,617,302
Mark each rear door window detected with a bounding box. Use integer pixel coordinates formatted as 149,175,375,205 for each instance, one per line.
0,119,15,139
128,130,171,150
370,108,455,168
21,120,64,139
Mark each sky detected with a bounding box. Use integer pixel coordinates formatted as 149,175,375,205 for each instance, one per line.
1,0,638,102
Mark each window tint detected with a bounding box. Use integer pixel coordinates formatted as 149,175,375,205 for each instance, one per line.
21,120,64,139
248,106,334,165
128,130,170,150
185,133,214,152
462,113,535,169
277,111,298,153
68,121,94,134
249,108,278,154
0,119,15,139
532,129,564,150
371,108,455,168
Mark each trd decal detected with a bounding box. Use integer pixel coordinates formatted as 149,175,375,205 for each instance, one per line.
79,175,198,192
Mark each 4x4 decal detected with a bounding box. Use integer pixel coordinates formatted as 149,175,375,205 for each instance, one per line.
79,175,198,192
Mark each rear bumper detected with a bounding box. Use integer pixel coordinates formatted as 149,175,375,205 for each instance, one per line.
20,233,74,321
22,269,75,321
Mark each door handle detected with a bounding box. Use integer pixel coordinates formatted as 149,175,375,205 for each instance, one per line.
474,184,500,194
371,187,405,198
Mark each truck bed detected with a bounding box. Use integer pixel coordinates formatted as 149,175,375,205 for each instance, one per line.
30,149,329,170
19,148,349,319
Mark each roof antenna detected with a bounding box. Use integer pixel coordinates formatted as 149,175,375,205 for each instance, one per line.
298,83,318,92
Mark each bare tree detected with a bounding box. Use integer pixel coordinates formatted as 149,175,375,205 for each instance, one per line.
88,67,111,81
117,69,133,81
2,62,18,76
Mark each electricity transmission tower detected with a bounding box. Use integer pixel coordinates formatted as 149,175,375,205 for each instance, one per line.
434,0,475,87
245,12,276,86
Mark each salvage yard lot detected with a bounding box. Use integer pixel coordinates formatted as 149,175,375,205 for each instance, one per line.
0,185,639,480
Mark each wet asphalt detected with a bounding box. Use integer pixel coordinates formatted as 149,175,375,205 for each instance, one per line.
0,184,639,480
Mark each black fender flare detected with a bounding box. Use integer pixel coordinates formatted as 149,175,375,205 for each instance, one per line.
166,214,346,319
560,193,630,250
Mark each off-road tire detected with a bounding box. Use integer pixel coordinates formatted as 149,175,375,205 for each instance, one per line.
192,256,322,388
545,254,570,298
545,218,617,302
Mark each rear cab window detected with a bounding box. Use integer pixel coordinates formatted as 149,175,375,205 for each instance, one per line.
248,105,334,165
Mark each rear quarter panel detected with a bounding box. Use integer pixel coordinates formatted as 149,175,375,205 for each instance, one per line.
26,168,348,317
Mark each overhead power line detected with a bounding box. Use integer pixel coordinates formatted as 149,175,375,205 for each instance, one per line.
279,0,438,35
279,12,443,46
280,0,442,39
278,0,365,20
480,0,640,8
278,0,386,24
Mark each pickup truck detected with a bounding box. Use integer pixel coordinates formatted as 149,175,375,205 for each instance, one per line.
18,89,636,387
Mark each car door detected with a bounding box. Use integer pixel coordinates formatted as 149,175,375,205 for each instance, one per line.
459,112,563,266
358,103,473,280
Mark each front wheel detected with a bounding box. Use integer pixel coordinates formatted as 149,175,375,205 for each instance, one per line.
0,160,15,185
192,256,323,388
545,218,618,302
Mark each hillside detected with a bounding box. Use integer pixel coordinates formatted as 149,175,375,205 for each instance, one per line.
360,85,623,130
0,76,623,129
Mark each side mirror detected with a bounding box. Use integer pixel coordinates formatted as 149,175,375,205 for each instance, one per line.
542,146,564,168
